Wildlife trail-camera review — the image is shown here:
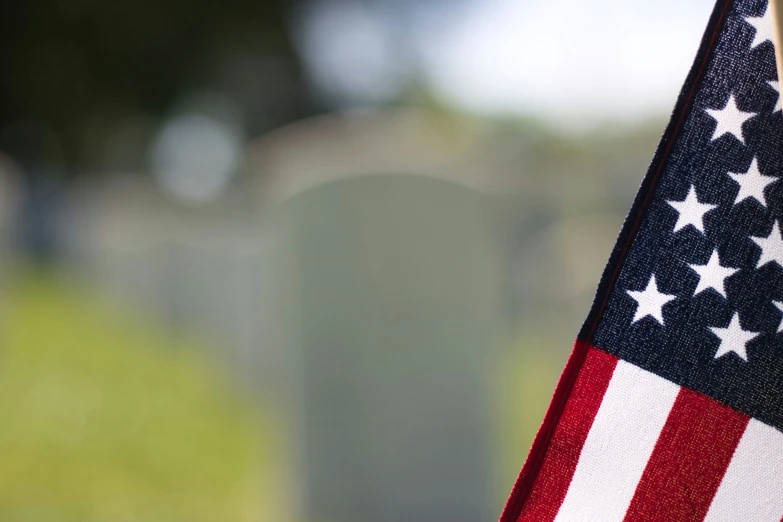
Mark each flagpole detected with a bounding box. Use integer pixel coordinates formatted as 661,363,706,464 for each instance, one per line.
772,0,783,85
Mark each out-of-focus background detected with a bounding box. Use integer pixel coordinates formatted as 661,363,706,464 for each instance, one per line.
0,0,714,520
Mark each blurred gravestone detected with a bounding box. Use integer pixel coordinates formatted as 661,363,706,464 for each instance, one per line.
0,153,20,276
64,175,283,389
254,110,501,522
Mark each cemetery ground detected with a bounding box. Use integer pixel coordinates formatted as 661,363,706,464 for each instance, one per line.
0,266,560,521
0,267,289,521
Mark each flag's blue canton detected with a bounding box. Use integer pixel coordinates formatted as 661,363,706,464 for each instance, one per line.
588,0,783,431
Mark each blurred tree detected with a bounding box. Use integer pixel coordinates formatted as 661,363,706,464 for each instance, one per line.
0,0,473,173
0,0,311,171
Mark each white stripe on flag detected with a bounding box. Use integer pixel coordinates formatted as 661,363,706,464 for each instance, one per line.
553,360,679,522
703,418,783,522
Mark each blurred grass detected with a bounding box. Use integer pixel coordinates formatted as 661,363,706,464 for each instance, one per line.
0,268,288,522
495,336,563,504
0,267,568,520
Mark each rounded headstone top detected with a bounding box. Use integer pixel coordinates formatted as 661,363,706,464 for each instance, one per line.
244,108,500,203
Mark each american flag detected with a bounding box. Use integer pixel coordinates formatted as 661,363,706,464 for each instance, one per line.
500,0,783,521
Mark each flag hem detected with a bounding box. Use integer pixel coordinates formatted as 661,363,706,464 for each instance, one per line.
498,1,735,520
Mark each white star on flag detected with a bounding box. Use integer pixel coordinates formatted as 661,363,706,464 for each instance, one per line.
688,250,739,298
627,274,677,326
709,312,760,361
768,80,782,113
773,301,783,333
727,157,777,207
704,94,757,144
745,4,774,49
666,185,717,234
751,221,783,268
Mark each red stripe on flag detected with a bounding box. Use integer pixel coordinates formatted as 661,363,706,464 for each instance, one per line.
623,387,749,522
515,346,617,522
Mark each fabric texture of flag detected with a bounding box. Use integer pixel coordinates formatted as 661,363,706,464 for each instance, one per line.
500,0,783,520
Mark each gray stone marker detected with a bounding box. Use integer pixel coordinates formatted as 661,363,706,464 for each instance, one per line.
63,176,284,389
277,173,499,522
0,154,20,277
